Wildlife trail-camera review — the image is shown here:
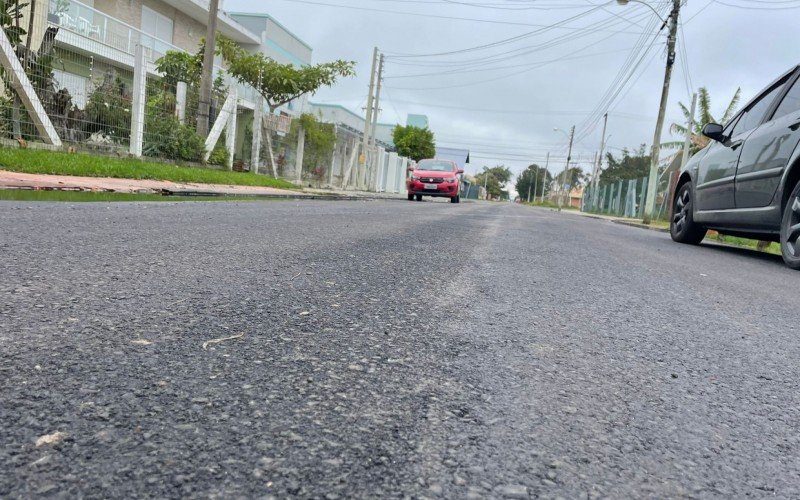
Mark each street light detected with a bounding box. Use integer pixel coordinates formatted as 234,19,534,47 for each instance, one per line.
616,0,667,25
617,0,681,224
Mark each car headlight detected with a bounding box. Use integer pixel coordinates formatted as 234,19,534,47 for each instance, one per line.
411,174,420,181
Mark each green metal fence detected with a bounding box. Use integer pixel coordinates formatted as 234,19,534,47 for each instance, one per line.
582,172,675,220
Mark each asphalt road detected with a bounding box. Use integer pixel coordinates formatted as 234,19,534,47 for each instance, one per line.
2,199,799,498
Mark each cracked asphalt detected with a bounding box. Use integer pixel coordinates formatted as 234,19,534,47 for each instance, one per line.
2,199,799,498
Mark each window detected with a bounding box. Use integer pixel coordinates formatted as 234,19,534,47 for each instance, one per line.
53,70,89,109
772,76,800,121
141,6,173,44
732,78,789,135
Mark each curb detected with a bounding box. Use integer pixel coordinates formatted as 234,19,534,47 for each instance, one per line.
612,220,670,233
0,185,407,202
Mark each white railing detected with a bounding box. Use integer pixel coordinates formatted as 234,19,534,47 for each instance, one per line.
49,0,181,62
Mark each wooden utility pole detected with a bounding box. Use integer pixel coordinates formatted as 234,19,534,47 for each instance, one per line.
643,0,681,223
370,54,385,147
558,126,575,211
359,47,379,187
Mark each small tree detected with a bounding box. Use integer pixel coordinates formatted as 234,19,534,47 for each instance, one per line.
393,125,435,162
217,37,354,175
475,165,512,199
515,164,552,202
603,145,651,183
663,86,741,153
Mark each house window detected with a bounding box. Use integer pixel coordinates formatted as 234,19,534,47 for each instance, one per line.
53,69,90,109
141,6,173,44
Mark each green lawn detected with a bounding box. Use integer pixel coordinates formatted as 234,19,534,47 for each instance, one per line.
0,148,298,190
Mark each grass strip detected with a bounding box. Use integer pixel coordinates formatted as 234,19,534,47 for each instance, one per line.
0,148,298,190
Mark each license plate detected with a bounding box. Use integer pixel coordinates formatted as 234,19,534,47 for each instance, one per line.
424,183,438,190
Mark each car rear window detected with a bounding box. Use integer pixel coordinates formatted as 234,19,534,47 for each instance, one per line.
417,160,454,172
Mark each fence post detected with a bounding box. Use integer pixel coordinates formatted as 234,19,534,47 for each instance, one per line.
250,98,263,175
638,176,648,218
0,26,62,146
175,81,187,124
129,44,146,157
294,125,305,182
225,101,237,171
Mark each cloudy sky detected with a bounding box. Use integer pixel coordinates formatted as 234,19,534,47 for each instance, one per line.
227,0,800,186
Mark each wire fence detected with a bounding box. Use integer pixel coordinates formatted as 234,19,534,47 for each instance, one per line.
1,0,411,191
581,172,676,220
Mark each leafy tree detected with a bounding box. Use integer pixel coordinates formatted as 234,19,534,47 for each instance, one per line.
289,113,336,183
601,145,650,183
663,86,741,153
218,37,355,114
155,50,203,88
475,165,512,199
515,164,552,201
393,125,435,161
1,0,26,46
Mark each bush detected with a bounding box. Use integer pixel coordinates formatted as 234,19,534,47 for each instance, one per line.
142,88,206,162
207,144,228,166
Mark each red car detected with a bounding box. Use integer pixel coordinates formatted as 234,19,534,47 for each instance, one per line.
406,159,465,203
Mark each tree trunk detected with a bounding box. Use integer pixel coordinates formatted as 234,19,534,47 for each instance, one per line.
11,96,22,139
26,0,36,53
264,127,278,178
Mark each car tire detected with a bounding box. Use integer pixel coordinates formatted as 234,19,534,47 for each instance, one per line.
670,182,706,245
415,194,423,202
408,193,414,201
451,195,460,204
780,180,800,270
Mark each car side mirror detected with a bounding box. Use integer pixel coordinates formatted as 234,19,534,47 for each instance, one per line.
701,123,725,143
456,168,465,174
407,165,415,172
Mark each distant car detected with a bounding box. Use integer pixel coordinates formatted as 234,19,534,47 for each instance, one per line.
407,159,465,203
671,64,800,269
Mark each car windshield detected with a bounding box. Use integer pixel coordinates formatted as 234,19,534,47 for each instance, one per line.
416,161,454,172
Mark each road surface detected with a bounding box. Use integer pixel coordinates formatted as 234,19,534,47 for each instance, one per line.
2,199,799,498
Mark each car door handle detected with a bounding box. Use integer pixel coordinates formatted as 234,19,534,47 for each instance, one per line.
730,140,743,150
789,120,800,131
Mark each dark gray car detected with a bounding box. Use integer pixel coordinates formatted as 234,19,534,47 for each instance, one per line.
671,64,800,269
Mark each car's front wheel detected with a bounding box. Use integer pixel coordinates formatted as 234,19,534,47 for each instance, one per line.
450,195,460,204
670,183,706,244
780,180,800,270
408,193,414,201
415,194,423,202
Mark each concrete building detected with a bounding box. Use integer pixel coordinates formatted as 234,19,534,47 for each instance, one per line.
308,102,394,149
406,114,429,129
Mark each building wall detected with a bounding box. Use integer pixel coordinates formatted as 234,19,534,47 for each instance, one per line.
91,0,204,52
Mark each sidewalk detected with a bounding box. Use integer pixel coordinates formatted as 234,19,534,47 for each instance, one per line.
539,205,670,233
0,170,407,200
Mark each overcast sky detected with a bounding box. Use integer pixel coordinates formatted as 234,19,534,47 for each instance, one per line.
227,0,800,186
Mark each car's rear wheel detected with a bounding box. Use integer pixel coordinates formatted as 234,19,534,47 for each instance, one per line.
670,183,706,244
408,193,414,201
780,180,800,270
415,194,423,202
451,195,460,204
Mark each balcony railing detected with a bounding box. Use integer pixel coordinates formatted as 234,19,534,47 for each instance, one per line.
48,0,269,109
49,0,181,63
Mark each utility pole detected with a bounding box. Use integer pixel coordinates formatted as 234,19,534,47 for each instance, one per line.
680,93,698,170
593,113,608,193
541,152,549,203
359,47,379,187
369,54,385,147
558,126,575,211
530,166,537,204
196,0,220,138
643,0,681,224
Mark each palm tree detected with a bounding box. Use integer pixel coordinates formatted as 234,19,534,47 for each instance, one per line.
662,87,741,154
